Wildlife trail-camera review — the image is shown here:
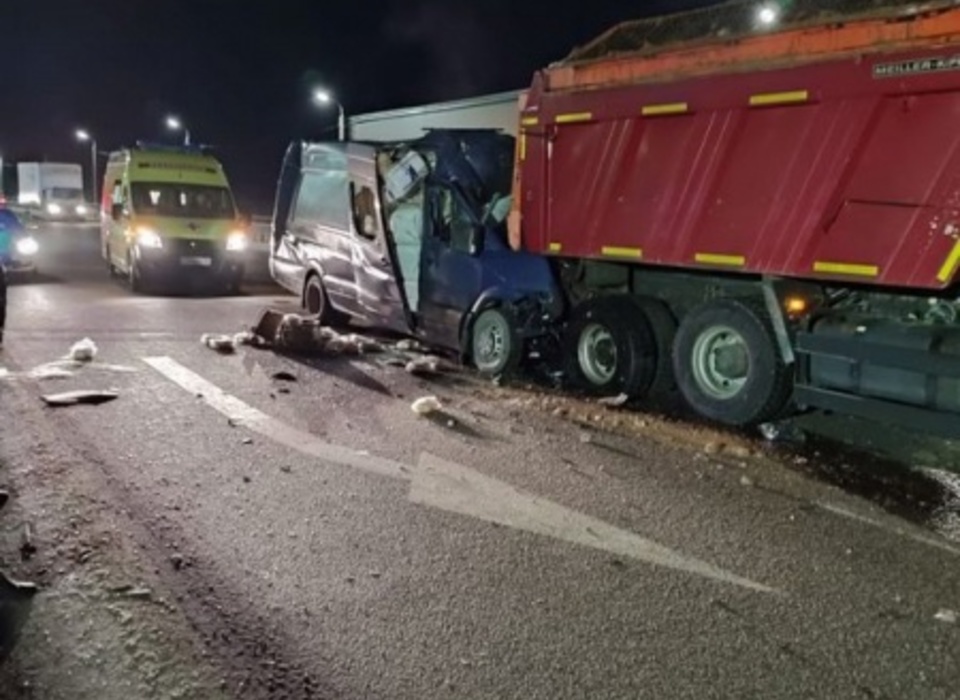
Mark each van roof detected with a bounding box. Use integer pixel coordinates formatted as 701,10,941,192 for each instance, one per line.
107,147,230,187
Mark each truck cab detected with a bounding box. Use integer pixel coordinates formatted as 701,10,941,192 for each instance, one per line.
270,129,561,374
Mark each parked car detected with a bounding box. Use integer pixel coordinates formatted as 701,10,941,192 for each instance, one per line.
0,208,39,276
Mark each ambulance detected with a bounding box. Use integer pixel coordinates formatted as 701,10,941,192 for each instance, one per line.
101,144,248,293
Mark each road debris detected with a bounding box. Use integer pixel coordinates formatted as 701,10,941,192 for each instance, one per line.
170,553,185,571
0,570,38,661
405,355,442,376
598,393,629,408
41,389,120,407
934,608,957,624
759,420,807,444
19,523,36,561
0,490,8,510
740,475,756,488
68,337,98,362
201,333,239,354
29,364,76,380
271,371,298,382
411,396,442,416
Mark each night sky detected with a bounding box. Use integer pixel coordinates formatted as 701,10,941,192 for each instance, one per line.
3,0,719,211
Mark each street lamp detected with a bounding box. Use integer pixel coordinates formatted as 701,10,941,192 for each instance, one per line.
75,129,98,205
756,3,780,27
313,88,346,141
165,115,191,146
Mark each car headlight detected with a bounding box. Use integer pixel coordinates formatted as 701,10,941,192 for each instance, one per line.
136,227,163,248
16,236,39,256
46,203,62,215
76,204,88,216
225,230,248,252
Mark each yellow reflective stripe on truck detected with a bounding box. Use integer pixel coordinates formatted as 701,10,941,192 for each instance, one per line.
813,260,879,277
937,240,960,283
695,253,746,267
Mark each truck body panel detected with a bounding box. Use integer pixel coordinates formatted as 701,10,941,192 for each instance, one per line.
349,91,524,141
514,3,960,292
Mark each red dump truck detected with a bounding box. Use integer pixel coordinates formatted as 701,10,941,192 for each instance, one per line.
508,0,960,438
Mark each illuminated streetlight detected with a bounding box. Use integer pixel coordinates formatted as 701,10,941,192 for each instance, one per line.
313,88,346,141
165,115,191,146
75,128,98,205
757,4,780,27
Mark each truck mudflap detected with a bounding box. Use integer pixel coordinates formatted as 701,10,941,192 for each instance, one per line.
794,316,960,439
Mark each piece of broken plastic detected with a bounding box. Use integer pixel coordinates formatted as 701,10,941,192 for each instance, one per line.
68,338,98,362
411,396,442,415
41,389,119,407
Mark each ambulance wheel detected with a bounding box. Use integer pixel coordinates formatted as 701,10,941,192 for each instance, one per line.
673,299,792,427
128,255,147,294
105,244,118,277
470,307,521,377
304,273,345,326
563,296,656,398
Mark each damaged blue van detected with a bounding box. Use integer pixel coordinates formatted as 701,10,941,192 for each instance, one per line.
269,129,561,375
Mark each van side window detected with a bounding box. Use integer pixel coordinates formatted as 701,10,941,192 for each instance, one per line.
436,188,475,254
292,170,349,230
351,183,378,240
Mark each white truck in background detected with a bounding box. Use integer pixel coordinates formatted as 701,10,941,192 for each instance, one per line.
17,162,89,220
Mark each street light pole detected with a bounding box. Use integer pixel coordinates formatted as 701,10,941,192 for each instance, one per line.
313,88,347,141
165,116,191,146
75,129,98,204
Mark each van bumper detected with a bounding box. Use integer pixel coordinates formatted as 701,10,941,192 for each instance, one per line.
135,242,245,288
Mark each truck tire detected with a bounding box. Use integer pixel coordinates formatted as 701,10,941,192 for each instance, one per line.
470,306,521,377
304,273,346,326
630,297,677,398
672,299,792,427
563,296,656,398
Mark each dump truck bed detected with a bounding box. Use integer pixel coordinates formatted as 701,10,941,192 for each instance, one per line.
512,1,960,290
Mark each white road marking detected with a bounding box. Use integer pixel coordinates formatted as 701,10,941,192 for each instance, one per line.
817,502,960,557
144,355,777,594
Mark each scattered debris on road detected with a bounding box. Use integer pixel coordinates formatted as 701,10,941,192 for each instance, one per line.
411,396,442,415
271,370,298,382
934,608,957,624
405,355,442,376
41,389,120,407
201,333,239,354
598,393,629,408
19,523,36,561
68,337,98,363
29,363,76,380
0,570,38,661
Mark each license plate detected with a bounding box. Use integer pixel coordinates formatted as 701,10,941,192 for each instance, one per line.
180,256,212,267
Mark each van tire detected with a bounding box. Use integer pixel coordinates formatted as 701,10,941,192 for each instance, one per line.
470,306,521,378
304,273,345,326
128,255,145,294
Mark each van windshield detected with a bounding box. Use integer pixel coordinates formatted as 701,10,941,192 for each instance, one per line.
47,187,83,200
131,183,235,219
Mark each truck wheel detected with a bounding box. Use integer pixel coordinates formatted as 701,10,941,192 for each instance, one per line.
672,299,792,427
630,297,677,398
470,307,521,377
304,274,345,326
564,296,656,397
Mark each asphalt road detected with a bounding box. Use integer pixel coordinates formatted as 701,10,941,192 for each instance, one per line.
0,225,959,700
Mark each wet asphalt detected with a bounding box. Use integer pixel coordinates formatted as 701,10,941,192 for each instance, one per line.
1,224,959,699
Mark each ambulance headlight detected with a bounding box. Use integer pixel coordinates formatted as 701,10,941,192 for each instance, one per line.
226,231,248,252
136,227,163,249
16,236,39,256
